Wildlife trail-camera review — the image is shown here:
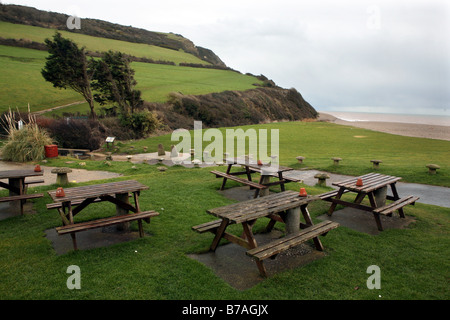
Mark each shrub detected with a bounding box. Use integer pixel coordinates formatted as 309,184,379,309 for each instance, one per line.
99,117,136,140
47,119,106,150
118,110,160,137
1,111,53,162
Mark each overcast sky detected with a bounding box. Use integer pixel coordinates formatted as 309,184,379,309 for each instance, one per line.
4,0,450,116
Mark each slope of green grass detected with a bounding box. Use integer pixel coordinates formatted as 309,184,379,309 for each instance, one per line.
0,45,261,114
0,21,206,65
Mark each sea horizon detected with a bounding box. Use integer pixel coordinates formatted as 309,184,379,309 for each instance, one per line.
320,110,450,127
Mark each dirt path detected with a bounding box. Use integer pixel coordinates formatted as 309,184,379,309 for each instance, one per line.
32,101,85,115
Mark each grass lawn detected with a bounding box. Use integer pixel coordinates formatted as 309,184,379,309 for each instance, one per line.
110,121,450,187
0,122,448,300
0,45,261,114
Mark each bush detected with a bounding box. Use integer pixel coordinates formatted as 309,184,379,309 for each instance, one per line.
1,115,53,162
118,110,160,138
47,119,107,150
99,117,136,140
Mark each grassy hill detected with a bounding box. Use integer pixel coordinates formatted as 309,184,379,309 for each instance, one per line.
0,4,316,128
0,4,225,66
0,42,261,114
0,21,208,65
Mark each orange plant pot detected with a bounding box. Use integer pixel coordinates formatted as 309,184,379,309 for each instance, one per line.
257,159,263,166
55,187,65,197
356,178,363,186
299,187,307,197
34,164,41,172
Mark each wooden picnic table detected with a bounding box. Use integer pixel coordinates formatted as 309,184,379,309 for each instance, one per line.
0,169,44,214
323,172,419,231
211,158,300,198
47,180,159,250
193,190,339,277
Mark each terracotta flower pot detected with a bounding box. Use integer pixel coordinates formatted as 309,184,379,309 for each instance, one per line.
34,164,41,172
356,178,363,186
299,187,307,197
257,159,263,166
55,187,65,197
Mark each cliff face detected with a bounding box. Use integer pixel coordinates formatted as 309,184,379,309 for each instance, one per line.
150,87,318,130
0,4,225,66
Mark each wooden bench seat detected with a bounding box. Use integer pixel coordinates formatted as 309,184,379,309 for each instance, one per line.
246,220,339,276
211,170,267,190
373,195,419,216
24,179,45,186
24,179,45,193
56,210,159,237
318,189,350,200
192,219,223,234
46,198,103,209
0,193,44,214
0,193,44,203
246,220,339,261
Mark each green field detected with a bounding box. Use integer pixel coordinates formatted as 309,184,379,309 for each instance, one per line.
111,121,450,187
0,21,207,65
0,45,261,114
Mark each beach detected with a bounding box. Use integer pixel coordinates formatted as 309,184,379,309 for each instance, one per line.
318,112,450,141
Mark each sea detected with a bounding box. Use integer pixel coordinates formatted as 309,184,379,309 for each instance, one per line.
323,111,450,127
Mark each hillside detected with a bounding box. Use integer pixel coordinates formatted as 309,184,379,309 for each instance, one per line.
153,87,318,130
0,4,318,130
0,3,225,66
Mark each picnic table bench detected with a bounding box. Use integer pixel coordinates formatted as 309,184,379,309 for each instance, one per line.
47,180,159,250
322,172,419,231
0,169,45,215
193,190,339,277
212,158,301,198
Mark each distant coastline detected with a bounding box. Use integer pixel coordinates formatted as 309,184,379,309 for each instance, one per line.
318,111,450,141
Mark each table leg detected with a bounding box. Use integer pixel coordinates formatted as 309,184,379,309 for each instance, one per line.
8,178,23,214
390,183,405,218
242,222,268,277
301,205,324,251
278,172,285,191
354,192,366,204
66,202,78,250
367,193,384,231
242,222,258,248
245,166,253,183
259,175,271,197
327,187,345,216
210,219,229,251
220,164,233,190
115,192,130,231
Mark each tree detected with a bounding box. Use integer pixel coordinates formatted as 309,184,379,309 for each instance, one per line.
91,50,143,116
41,32,97,119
